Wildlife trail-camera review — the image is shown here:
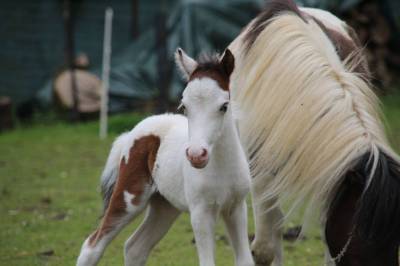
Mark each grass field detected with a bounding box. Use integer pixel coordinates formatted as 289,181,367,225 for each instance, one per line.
1,92,399,266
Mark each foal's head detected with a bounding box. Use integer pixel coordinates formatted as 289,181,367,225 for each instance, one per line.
175,48,235,169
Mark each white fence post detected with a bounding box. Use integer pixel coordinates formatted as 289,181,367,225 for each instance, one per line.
100,7,113,139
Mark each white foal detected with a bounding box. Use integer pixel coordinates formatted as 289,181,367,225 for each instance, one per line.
76,48,254,266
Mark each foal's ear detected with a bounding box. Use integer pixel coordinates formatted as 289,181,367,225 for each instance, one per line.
220,49,235,77
175,48,198,81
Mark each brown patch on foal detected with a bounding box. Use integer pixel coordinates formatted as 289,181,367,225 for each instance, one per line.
190,70,230,91
243,0,306,51
89,135,160,246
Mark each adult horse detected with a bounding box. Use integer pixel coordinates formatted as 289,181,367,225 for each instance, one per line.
228,1,400,265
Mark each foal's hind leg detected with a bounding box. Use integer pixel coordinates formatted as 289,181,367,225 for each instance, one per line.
77,135,161,266
124,193,180,266
250,183,283,266
76,185,153,266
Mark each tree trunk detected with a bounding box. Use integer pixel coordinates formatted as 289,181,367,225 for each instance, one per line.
131,0,139,40
63,0,79,121
0,96,13,131
155,2,171,113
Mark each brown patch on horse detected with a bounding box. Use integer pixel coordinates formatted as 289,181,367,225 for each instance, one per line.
89,135,160,246
325,171,398,266
243,0,306,51
311,17,370,78
189,50,235,91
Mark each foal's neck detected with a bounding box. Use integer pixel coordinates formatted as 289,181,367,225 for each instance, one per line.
214,108,242,156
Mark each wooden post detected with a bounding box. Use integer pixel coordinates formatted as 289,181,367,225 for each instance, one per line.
155,1,170,113
0,97,13,131
63,0,79,121
100,7,113,139
131,0,139,40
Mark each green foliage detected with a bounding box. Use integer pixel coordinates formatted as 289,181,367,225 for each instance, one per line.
381,90,400,151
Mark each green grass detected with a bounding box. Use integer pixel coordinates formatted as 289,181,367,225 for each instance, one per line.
0,92,399,266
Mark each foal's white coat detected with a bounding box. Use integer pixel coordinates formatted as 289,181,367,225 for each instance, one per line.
77,50,254,266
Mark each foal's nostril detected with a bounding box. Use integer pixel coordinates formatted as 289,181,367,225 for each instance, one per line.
186,147,209,168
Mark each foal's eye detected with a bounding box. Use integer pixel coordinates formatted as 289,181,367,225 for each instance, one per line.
219,102,228,113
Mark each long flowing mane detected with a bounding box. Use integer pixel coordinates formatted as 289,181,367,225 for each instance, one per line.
229,8,400,230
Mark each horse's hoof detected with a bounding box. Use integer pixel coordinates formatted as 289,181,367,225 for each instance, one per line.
251,241,275,266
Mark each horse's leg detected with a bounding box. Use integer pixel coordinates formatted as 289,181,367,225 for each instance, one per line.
190,205,218,266
223,200,254,266
324,247,335,266
325,173,399,266
124,193,180,266
250,182,283,266
76,188,151,266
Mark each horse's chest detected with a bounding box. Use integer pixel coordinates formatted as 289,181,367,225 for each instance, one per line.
187,173,250,208
213,184,246,207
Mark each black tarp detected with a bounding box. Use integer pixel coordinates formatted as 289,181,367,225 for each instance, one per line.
1,0,398,112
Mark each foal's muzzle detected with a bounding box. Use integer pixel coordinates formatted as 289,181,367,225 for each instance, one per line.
186,147,209,169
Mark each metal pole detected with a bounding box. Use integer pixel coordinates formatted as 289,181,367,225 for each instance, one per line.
100,7,113,139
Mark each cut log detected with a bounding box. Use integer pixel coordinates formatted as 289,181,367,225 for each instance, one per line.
53,70,102,114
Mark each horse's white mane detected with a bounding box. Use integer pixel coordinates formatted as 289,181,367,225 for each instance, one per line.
229,13,397,227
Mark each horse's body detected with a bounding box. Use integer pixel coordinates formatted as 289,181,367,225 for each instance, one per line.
77,50,254,266
228,1,400,265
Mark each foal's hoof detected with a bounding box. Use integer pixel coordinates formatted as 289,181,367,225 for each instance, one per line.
251,242,275,266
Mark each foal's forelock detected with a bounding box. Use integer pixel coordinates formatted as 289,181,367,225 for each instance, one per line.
187,52,234,92
189,69,230,92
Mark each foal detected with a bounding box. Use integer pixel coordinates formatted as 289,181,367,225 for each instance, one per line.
77,48,254,266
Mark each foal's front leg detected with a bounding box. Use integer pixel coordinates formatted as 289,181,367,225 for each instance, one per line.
190,205,218,266
124,193,181,266
223,201,254,266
